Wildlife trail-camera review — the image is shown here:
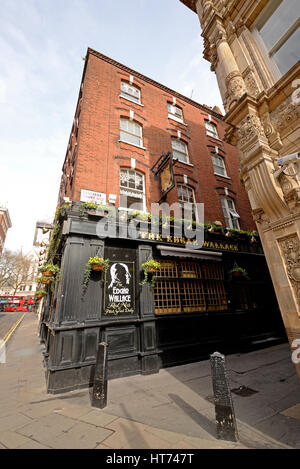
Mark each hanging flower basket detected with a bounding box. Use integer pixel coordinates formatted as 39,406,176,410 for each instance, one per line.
91,263,105,271
39,263,60,278
39,276,52,285
229,264,247,279
34,290,47,300
83,256,110,289
140,260,161,286
43,270,55,277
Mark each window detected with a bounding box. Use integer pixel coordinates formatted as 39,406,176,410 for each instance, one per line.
212,154,227,177
120,118,143,147
120,81,141,104
205,121,219,139
168,103,184,123
119,168,145,211
177,184,197,221
154,260,228,314
255,0,300,76
172,138,189,163
221,198,240,229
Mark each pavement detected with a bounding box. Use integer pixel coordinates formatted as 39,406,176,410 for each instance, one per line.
0,311,300,449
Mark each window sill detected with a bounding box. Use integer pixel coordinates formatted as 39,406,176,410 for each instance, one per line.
206,134,223,142
214,173,231,180
168,115,187,126
173,159,194,167
119,95,144,107
119,140,147,150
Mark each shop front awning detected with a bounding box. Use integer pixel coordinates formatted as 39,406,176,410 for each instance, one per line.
156,245,222,261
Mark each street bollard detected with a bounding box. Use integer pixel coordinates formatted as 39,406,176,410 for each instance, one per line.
210,351,238,442
92,341,108,409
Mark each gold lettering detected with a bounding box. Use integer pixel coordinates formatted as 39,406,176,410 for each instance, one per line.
140,231,148,239
148,232,155,240
156,234,163,241
174,237,180,243
167,236,173,243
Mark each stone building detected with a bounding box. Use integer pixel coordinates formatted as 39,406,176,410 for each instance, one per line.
180,0,300,375
0,206,12,255
40,48,285,394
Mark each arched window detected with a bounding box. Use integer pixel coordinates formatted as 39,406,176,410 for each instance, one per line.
171,138,189,163
120,81,141,104
177,184,197,221
119,168,146,211
212,154,227,177
221,197,240,229
120,118,143,147
205,121,219,139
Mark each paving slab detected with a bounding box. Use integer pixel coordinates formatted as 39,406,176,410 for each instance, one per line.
78,410,118,427
45,422,114,449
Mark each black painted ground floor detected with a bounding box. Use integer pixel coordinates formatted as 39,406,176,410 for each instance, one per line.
39,217,286,393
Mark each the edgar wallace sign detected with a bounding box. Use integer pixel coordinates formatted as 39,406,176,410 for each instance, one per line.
104,261,135,316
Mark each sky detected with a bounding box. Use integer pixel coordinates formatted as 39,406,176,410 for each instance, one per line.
0,0,223,254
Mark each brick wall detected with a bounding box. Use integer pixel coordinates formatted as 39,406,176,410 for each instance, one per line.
58,48,256,231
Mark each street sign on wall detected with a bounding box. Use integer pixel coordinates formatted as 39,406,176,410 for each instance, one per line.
80,189,106,205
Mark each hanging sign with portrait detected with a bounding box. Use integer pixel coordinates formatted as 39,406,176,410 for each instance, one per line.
104,261,135,316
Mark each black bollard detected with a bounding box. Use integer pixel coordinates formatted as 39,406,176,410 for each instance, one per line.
92,342,108,409
210,351,238,442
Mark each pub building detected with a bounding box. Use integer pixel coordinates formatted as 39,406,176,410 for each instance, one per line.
39,48,286,393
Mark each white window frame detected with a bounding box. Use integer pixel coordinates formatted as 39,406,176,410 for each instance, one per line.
168,103,184,123
177,184,198,221
253,0,300,78
205,121,219,139
120,81,141,104
119,168,146,212
120,118,143,148
212,154,227,177
221,197,240,229
171,138,189,164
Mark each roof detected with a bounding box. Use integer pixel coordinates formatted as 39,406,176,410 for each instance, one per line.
179,0,197,13
87,48,224,121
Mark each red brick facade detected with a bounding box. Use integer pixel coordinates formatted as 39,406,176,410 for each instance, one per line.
59,48,255,231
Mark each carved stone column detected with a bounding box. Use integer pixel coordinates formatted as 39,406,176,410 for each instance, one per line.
190,0,300,379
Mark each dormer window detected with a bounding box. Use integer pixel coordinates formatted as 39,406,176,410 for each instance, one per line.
168,103,184,123
120,81,141,104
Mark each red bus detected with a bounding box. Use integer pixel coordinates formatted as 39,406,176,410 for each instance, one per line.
0,296,36,312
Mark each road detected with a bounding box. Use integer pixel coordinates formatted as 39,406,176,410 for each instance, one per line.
0,311,25,344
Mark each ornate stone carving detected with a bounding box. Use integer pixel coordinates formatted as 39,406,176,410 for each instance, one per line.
260,112,274,138
237,114,266,146
244,70,260,98
224,71,246,111
270,96,300,132
279,235,300,308
278,172,300,212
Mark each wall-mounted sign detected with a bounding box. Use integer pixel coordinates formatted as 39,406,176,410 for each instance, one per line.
159,158,174,199
104,261,135,316
80,189,106,205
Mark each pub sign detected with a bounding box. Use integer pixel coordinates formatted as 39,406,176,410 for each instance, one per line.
104,261,135,316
